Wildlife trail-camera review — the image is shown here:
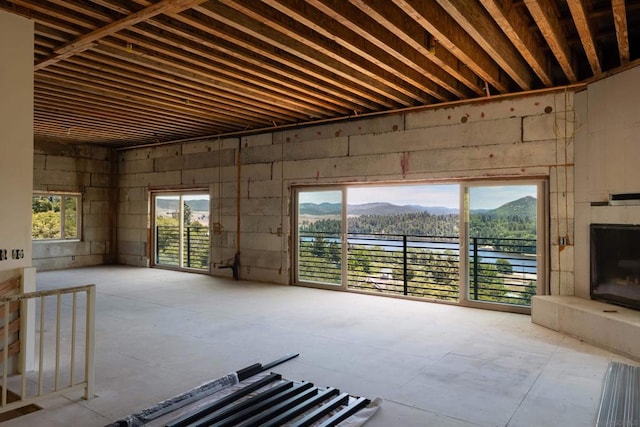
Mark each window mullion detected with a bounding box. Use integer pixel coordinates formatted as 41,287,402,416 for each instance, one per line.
60,196,66,239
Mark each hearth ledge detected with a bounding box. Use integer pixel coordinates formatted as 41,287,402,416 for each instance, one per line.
532,295,640,361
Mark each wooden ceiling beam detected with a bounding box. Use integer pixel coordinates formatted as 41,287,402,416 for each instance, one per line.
34,116,150,142
196,0,414,108
267,0,464,100
479,0,553,86
34,84,222,134
98,36,316,120
611,0,630,65
36,73,239,130
34,110,156,140
216,0,432,105
32,1,328,120
348,0,484,95
35,92,217,135
64,55,283,124
392,0,512,93
523,0,578,82
93,43,305,122
49,0,355,116
126,24,348,116
162,12,380,111
435,0,534,90
34,23,312,123
35,0,209,70
45,61,270,127
566,0,601,75
33,107,211,142
127,0,386,111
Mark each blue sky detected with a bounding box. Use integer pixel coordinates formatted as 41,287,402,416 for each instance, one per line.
300,184,537,210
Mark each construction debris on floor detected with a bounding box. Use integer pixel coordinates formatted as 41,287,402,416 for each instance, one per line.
105,354,380,427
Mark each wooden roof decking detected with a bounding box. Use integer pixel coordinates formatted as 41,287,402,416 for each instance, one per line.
1,0,639,147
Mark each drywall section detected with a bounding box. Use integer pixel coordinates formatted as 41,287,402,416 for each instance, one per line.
117,90,576,291
32,141,116,271
0,10,33,281
574,65,640,299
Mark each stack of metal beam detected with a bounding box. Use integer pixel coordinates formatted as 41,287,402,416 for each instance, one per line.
106,354,379,427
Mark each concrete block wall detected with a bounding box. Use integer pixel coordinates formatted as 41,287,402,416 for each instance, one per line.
117,90,576,293
33,141,115,271
117,138,238,268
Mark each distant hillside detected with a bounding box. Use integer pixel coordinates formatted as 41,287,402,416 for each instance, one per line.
156,198,209,211
483,196,536,219
299,202,341,215
299,202,458,216
300,196,537,245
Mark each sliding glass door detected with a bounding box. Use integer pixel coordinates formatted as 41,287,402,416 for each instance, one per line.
153,192,210,271
293,181,546,310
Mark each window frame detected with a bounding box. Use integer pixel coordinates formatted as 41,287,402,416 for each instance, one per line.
32,192,82,241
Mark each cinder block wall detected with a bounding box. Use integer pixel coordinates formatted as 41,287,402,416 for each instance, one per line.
33,141,116,271
117,90,576,293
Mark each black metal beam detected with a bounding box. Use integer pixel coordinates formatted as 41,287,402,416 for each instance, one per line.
260,353,300,371
187,380,295,427
206,382,314,427
289,393,350,427
165,373,282,427
317,396,371,427
235,363,263,381
259,387,340,427
235,387,320,427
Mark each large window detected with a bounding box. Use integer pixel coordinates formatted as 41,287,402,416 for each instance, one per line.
294,181,546,310
32,193,81,240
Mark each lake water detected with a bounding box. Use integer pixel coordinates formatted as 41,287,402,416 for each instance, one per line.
302,236,537,274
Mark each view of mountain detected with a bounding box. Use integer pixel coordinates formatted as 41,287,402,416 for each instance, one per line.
299,196,537,243
299,202,459,216
298,202,342,215
485,195,536,219
299,197,535,217
156,198,209,211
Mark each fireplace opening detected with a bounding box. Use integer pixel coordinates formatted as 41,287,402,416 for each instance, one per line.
591,224,640,310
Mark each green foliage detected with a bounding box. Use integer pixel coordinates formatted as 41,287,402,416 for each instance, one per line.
32,211,61,239
32,195,77,239
496,258,513,274
155,221,210,270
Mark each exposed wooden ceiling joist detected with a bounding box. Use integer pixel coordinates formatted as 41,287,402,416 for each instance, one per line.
478,0,553,86
523,0,578,82
611,0,630,65
0,0,638,147
435,0,535,90
35,0,209,70
566,0,601,75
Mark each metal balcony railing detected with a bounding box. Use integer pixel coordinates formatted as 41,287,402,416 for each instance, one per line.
156,225,210,270
298,232,537,306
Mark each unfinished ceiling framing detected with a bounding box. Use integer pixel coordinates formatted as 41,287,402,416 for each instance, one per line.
1,0,639,147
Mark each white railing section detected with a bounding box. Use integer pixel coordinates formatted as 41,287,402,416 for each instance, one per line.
0,284,95,413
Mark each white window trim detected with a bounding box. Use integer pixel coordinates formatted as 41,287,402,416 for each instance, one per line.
32,192,82,242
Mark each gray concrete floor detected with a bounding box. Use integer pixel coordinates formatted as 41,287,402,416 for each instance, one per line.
5,265,637,426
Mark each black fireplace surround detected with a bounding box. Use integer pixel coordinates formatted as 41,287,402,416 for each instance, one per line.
591,224,640,310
